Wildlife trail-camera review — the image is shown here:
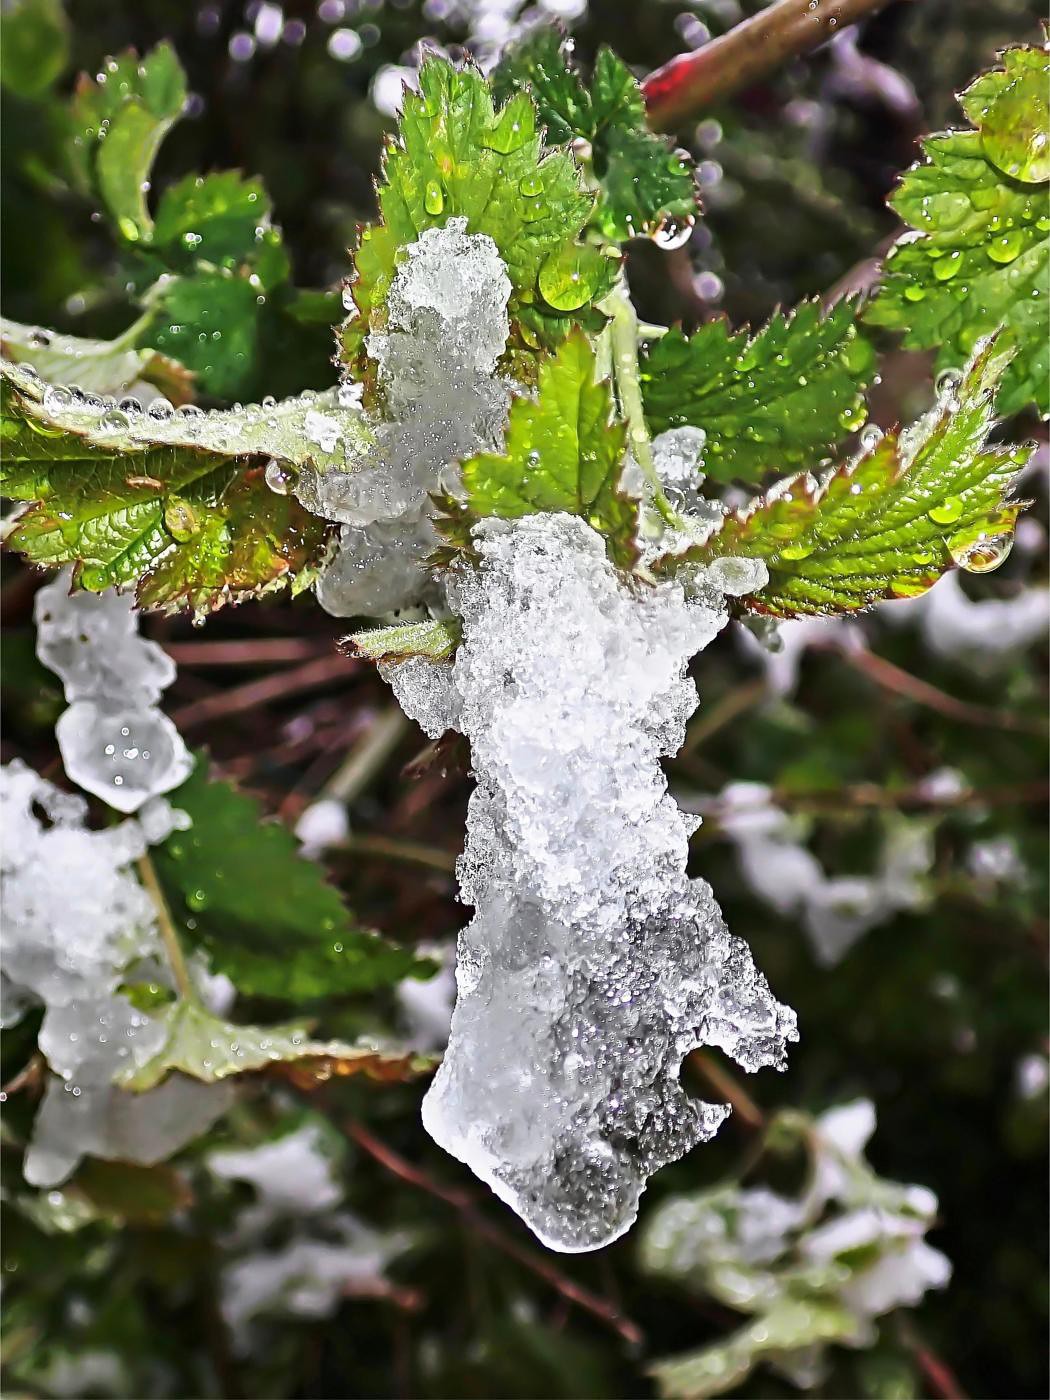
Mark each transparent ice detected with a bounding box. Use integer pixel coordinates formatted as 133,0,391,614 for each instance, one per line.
35,571,193,812
1,760,231,1186
384,514,797,1251
308,219,514,617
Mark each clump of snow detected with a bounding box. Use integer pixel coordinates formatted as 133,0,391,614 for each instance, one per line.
206,1121,410,1346
396,946,457,1052
711,782,932,966
295,798,351,859
640,1099,951,1392
1,761,230,1186
383,513,796,1252
35,571,193,812
308,219,514,618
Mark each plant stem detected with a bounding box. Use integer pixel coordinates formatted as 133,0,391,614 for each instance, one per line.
598,281,678,525
642,0,895,131
136,851,197,1004
322,707,410,804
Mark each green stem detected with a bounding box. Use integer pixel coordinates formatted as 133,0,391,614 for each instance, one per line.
598,280,678,526
136,851,198,1004
110,305,159,353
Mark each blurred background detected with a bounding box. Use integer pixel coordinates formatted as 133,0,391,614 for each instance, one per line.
2,1,1047,1397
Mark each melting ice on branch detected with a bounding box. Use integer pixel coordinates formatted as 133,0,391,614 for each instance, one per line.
384,514,797,1252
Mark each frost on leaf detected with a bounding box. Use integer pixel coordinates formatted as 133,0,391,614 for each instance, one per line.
35,570,193,812
1,760,232,1187
383,514,796,1252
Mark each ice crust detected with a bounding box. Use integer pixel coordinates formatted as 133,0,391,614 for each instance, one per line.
310,219,514,617
34,572,193,812
1,761,231,1186
385,514,797,1251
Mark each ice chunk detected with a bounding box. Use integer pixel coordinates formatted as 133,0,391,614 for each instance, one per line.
55,702,194,814
35,569,193,812
652,426,707,511
386,514,796,1251
310,220,514,618
34,573,175,707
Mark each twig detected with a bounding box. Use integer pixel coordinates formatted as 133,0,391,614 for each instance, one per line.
170,654,353,731
690,780,1049,827
344,1118,645,1348
321,708,411,804
840,647,1046,734
688,1051,766,1131
162,638,333,667
642,0,896,131
136,851,196,1003
682,678,768,755
897,1320,969,1399
335,832,458,875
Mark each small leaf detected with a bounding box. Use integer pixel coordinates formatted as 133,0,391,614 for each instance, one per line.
865,42,1049,418
1,316,192,399
150,170,275,271
153,758,430,1002
1,364,331,612
117,1000,432,1091
340,55,617,375
494,30,698,242
0,0,70,98
67,43,187,242
655,336,1031,616
640,299,876,484
346,617,462,663
648,1296,858,1400
460,329,639,567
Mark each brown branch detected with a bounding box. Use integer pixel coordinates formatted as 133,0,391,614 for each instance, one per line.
170,653,353,731
688,1051,766,1131
642,0,897,131
344,1118,644,1348
162,638,333,667
840,647,1046,734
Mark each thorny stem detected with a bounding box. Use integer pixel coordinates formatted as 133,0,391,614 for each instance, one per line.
598,280,679,526
642,0,896,131
136,850,197,1004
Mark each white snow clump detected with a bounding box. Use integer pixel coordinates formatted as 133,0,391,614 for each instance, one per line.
383,513,797,1252
1,761,231,1186
34,571,193,812
308,218,514,617
206,1122,410,1345
712,782,932,966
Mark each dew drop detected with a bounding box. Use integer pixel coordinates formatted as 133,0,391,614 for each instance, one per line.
264,458,295,495
147,397,174,421
519,171,543,198
859,423,884,451
928,496,963,525
949,531,1013,573
97,408,130,436
43,384,73,414
424,180,444,216
651,214,696,251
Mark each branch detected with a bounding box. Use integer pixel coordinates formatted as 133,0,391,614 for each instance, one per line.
344,1118,644,1348
642,0,896,131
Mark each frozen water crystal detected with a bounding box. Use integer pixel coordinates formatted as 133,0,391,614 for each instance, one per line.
309,219,514,618
35,571,193,812
1,760,230,1186
385,514,797,1251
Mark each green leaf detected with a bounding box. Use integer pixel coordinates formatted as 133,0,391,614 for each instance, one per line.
347,617,462,663
1,363,330,613
71,1159,192,1224
67,43,187,242
340,55,617,375
865,43,1049,418
640,299,877,484
117,1001,431,1091
153,758,430,1002
0,0,69,98
150,171,275,272
655,337,1031,616
494,31,698,243
460,329,639,567
143,271,266,402
959,44,1050,185
1,316,192,400
648,1296,858,1400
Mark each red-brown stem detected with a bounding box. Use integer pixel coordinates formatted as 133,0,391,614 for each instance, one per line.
344,1117,644,1348
642,0,897,131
